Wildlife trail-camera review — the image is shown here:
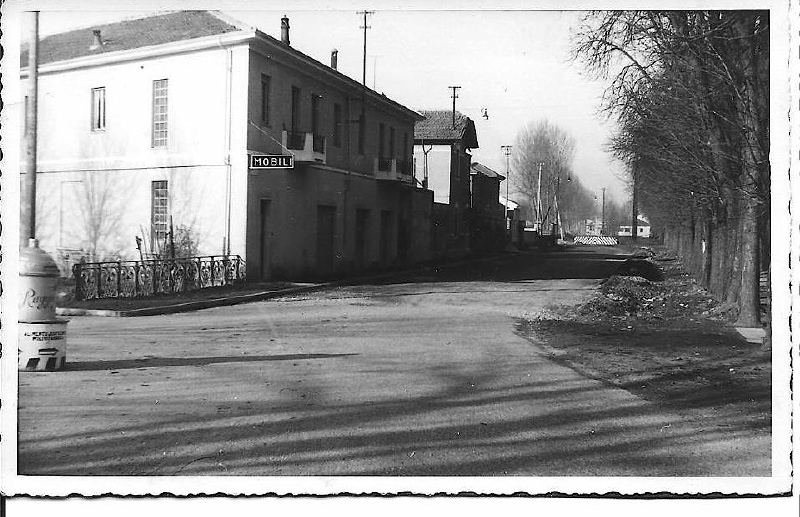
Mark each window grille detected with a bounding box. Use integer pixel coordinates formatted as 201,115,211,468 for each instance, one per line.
151,180,169,251
151,79,168,147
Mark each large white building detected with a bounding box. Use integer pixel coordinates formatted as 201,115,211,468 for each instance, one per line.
22,11,431,280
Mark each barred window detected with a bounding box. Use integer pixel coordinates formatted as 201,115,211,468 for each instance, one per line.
261,74,271,125
151,180,169,251
91,87,106,131
358,113,365,155
151,79,168,148
333,103,342,147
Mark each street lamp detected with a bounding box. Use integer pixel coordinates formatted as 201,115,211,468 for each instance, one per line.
601,187,606,236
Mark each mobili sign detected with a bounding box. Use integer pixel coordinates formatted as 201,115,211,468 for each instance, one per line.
250,154,294,169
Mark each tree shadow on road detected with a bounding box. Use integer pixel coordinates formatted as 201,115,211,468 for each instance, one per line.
63,353,359,372
18,358,770,477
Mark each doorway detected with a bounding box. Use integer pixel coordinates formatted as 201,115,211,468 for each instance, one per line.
259,199,271,280
316,205,336,275
355,209,370,269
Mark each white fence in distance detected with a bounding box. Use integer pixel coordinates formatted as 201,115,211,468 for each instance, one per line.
573,235,619,246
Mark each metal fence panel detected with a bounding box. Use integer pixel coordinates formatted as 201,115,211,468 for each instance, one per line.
72,255,246,300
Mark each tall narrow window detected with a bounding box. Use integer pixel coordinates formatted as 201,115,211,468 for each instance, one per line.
151,79,168,147
91,87,106,131
379,123,386,159
333,103,342,147
389,126,395,158
151,180,169,251
311,93,321,135
358,113,365,155
260,74,271,125
291,86,301,131
402,132,409,174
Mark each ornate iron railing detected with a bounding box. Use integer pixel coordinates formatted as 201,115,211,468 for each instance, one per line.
73,255,246,301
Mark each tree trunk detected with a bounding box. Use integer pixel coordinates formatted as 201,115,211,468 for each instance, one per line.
726,210,742,306
701,213,713,288
735,194,760,326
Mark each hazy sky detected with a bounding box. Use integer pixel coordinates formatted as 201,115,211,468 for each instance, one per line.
34,6,630,203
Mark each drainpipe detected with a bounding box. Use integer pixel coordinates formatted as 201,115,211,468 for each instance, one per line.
218,38,234,256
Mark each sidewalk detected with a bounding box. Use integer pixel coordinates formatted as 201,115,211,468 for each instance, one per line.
56,250,533,317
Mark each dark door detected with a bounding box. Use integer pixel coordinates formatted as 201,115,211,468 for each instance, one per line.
380,210,393,266
316,205,336,275
259,199,271,280
355,209,370,269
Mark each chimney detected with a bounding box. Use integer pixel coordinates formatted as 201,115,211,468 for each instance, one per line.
280,15,290,45
330,49,338,70
90,29,103,50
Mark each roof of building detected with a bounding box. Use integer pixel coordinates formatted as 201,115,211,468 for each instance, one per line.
499,196,519,210
470,162,504,180
21,11,423,122
21,11,243,66
414,110,479,148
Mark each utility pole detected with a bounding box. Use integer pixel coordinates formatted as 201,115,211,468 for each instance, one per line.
536,162,543,228
448,86,461,129
21,10,39,244
357,10,374,86
601,187,607,236
501,145,512,231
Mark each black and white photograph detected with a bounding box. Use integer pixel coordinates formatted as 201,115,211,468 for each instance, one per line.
0,0,795,511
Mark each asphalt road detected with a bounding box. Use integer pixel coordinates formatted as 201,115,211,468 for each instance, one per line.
17,247,770,476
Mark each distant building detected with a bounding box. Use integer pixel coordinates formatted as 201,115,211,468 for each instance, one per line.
618,218,651,238
584,218,604,235
21,11,431,279
413,110,478,257
469,162,505,252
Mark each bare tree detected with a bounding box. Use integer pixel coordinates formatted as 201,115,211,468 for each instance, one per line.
512,119,597,234
73,171,126,261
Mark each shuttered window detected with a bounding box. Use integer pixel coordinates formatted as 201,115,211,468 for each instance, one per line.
91,87,106,131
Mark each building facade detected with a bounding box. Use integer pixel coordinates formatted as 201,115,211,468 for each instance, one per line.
413,110,478,257
22,11,430,280
469,162,505,253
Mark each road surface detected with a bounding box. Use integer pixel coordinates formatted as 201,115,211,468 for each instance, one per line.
17,248,770,476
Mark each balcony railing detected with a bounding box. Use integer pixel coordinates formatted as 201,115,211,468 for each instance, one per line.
73,255,246,300
397,160,412,176
313,134,326,153
378,158,393,172
286,130,305,151
281,131,327,163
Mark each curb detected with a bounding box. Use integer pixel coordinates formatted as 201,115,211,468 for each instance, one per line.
55,249,547,318
56,283,325,318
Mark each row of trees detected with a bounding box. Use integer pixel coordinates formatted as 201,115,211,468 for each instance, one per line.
572,11,770,326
